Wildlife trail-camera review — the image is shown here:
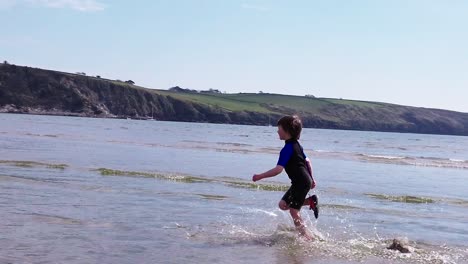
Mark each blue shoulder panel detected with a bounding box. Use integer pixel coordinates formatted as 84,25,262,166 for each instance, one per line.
277,143,293,167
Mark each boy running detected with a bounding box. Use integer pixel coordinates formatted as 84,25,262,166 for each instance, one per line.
252,115,319,239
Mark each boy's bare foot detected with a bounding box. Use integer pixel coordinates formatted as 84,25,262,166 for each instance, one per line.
300,229,314,241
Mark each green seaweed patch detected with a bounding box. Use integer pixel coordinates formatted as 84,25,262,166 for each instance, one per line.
95,168,212,183
31,213,82,225
444,198,468,208
179,175,212,183
0,160,68,170
196,194,228,200
451,199,468,206
223,180,289,191
322,204,362,210
365,193,435,204
46,164,68,170
94,167,287,192
96,168,154,177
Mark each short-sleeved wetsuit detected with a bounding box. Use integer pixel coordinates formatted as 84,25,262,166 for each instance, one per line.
277,138,312,210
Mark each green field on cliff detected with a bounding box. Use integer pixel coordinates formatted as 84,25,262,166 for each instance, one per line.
149,88,386,115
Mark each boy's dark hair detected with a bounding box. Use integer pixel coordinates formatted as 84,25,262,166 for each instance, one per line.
277,115,302,140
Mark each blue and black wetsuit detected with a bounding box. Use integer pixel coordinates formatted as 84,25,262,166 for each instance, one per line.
277,138,312,210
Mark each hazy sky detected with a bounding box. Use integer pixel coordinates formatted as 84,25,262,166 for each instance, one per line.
1,0,467,112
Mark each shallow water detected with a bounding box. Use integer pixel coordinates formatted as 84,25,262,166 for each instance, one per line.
1,113,467,264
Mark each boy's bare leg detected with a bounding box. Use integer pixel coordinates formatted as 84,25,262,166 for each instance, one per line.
279,200,314,240
289,208,313,240
278,200,289,210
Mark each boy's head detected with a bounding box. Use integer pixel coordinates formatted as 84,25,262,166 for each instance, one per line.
277,115,302,140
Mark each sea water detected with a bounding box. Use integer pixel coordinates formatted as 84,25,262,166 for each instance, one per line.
1,113,467,263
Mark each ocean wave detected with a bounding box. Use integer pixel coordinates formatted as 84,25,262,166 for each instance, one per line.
104,138,468,170
358,155,468,169
359,154,405,160
449,158,466,163
310,150,468,170
93,167,468,211
203,142,468,170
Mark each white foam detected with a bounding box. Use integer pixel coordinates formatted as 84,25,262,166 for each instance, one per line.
362,154,405,160
242,208,278,217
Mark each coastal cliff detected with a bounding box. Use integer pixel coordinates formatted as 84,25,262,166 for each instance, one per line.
1,63,467,136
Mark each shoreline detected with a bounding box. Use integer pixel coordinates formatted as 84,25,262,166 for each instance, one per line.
1,110,467,137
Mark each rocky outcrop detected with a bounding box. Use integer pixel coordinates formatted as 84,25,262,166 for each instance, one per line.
387,237,414,253
0,64,275,124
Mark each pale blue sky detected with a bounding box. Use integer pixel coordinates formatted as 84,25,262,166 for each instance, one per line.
1,0,467,112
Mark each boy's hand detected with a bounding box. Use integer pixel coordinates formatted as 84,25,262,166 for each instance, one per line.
310,180,316,189
252,174,262,182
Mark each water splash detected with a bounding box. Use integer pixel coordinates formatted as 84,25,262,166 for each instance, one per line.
182,208,467,264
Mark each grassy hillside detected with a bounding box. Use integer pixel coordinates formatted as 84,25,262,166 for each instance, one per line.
149,90,378,114
137,87,468,135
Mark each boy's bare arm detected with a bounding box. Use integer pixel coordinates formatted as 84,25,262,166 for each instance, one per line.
305,157,316,189
305,157,313,177
252,165,283,182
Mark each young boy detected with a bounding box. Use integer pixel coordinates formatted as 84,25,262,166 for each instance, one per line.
252,115,319,239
